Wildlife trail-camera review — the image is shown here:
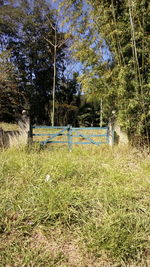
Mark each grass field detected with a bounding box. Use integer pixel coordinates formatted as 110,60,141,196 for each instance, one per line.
0,142,150,266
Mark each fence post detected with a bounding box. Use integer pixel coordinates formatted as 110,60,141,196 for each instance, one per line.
106,127,109,144
108,122,115,146
28,123,33,145
67,125,72,152
108,112,116,146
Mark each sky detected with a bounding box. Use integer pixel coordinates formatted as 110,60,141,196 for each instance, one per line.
46,0,83,77
45,0,111,78
46,0,60,9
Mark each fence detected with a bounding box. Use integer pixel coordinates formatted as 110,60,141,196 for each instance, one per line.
29,125,112,150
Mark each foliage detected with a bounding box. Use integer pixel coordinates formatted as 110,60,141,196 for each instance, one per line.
0,0,81,125
59,0,150,139
0,50,25,122
78,97,100,126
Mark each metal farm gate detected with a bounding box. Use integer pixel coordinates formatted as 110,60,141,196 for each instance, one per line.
29,125,112,150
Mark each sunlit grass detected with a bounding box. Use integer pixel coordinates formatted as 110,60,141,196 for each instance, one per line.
0,145,150,266
0,122,19,131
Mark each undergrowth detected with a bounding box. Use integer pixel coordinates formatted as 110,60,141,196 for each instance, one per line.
0,145,150,266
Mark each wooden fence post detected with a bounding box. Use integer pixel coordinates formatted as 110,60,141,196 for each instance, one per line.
28,123,33,145
67,125,72,152
108,123,114,146
108,112,116,146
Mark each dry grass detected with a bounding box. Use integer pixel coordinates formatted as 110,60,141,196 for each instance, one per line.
8,129,28,147
0,122,28,148
0,122,19,131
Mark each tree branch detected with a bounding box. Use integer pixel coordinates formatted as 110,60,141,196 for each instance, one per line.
43,36,55,47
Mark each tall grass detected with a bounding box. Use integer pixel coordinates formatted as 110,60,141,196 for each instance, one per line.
0,145,150,266
0,122,28,147
0,122,19,131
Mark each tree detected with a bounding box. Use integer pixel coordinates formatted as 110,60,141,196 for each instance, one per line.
0,50,24,122
0,0,70,124
59,0,150,141
0,0,82,126
44,18,70,126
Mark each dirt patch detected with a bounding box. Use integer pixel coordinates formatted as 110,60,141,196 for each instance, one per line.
30,226,116,267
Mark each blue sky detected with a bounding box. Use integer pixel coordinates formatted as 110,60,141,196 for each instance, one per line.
46,0,83,77
46,0,59,9
45,0,111,78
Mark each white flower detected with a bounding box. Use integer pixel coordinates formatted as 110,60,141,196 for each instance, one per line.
45,174,51,182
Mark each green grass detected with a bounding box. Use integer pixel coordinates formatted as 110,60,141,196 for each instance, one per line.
0,145,150,266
